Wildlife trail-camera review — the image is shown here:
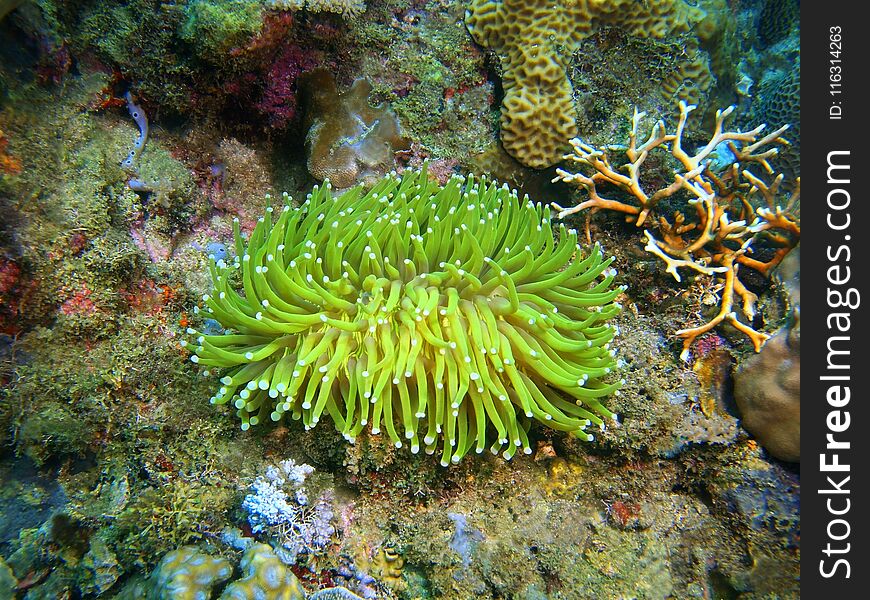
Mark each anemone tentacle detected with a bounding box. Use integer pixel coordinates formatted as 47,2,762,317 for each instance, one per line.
190,167,622,465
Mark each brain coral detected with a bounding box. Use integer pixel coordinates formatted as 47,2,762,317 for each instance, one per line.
121,544,363,600
130,546,232,600
220,543,307,599
187,168,623,465
465,0,705,169
756,60,800,180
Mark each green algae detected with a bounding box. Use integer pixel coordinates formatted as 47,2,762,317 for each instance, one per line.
180,0,265,61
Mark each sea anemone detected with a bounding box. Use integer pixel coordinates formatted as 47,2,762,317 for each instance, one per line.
186,168,623,465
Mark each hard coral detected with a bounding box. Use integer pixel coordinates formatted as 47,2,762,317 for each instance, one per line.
554,101,799,359
187,168,623,465
221,543,307,600
756,59,800,181
301,70,409,189
464,0,705,169
137,546,233,600
119,543,363,599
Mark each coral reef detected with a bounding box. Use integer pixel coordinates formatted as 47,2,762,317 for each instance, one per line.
659,43,716,108
0,1,801,598
554,101,799,359
120,542,365,600
256,43,320,130
464,0,705,168
244,459,315,533
0,556,13,597
733,320,800,462
300,70,409,189
187,167,623,463
755,59,800,181
0,0,24,22
179,0,267,62
448,512,484,570
758,0,799,46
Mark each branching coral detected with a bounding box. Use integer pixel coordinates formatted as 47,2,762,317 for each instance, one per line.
553,102,800,360
186,168,623,465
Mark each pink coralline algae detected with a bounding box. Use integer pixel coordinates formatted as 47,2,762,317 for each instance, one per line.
0,257,19,297
255,44,319,129
60,284,97,316
399,142,459,185
0,256,25,334
129,225,172,263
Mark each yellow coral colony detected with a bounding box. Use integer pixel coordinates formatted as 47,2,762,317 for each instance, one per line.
553,102,800,360
465,0,705,169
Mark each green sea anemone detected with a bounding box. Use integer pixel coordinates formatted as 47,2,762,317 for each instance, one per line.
186,168,623,465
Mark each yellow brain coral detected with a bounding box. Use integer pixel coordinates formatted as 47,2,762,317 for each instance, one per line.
465,0,706,169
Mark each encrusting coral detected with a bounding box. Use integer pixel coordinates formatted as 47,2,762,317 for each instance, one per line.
464,0,705,168
553,102,800,360
186,167,623,465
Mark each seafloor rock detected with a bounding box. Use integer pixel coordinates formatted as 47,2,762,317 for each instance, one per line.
733,324,800,462
705,456,800,594
78,536,122,596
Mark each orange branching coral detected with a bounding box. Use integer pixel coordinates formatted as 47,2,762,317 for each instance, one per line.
553,102,800,360
0,128,22,175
